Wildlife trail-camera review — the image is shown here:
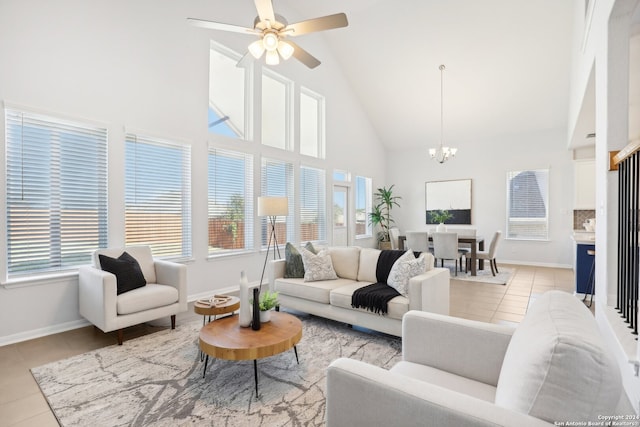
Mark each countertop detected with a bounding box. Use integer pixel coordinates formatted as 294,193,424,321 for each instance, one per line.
572,231,595,245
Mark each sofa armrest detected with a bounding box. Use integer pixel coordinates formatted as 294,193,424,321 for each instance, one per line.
268,259,286,291
402,310,515,386
154,260,188,311
327,358,551,427
407,267,449,315
78,265,118,332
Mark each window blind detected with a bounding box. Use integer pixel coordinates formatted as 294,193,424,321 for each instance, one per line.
506,169,549,240
125,134,191,259
300,166,326,243
208,148,254,255
261,158,294,247
5,108,108,276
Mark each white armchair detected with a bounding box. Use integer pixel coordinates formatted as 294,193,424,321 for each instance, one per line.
326,291,624,426
78,245,188,345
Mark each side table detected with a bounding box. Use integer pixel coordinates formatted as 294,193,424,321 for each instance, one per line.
194,295,240,325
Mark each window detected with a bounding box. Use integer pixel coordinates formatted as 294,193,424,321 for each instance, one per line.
300,166,326,243
261,158,294,246
355,176,372,238
300,88,325,158
262,71,292,150
5,108,107,276
208,148,254,255
125,133,191,259
209,42,248,139
333,170,350,182
506,169,549,240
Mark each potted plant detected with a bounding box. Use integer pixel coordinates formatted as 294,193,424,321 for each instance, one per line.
258,290,279,323
429,209,453,232
368,185,401,249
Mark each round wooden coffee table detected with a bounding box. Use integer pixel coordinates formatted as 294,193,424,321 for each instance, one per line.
194,296,240,325
199,311,303,395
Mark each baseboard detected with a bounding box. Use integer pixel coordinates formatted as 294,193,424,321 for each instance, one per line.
0,318,91,347
498,259,573,269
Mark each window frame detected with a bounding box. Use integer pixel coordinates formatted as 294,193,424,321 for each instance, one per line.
299,87,326,159
261,69,293,151
355,175,373,239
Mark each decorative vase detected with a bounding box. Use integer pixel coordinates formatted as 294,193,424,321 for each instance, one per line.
251,288,261,331
260,310,271,323
436,223,447,232
238,271,252,328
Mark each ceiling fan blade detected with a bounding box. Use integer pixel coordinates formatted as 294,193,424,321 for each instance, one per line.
187,18,258,35
254,0,275,25
285,13,348,36
287,41,321,69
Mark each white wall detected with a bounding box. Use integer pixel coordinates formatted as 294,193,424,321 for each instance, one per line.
0,0,386,343
387,128,575,268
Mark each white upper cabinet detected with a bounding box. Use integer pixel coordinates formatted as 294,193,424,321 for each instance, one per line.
574,159,596,209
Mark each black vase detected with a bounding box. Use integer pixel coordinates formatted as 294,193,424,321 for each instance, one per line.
252,288,261,331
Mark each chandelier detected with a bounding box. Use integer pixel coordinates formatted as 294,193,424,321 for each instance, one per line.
429,65,457,163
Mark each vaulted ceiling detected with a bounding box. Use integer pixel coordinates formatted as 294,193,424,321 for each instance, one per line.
282,0,576,151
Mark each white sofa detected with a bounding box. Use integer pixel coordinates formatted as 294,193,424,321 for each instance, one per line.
269,246,450,337
78,245,188,345
326,290,625,426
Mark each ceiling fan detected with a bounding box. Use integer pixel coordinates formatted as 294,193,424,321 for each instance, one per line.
187,0,348,69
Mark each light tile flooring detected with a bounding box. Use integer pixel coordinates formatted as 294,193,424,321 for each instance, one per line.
0,264,575,427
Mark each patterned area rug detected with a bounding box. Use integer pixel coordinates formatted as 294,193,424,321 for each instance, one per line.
439,261,514,285
31,313,401,427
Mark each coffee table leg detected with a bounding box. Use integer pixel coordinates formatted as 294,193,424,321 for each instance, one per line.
294,346,299,364
253,360,258,396
203,355,209,379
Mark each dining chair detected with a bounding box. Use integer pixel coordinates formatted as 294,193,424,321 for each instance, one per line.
474,231,502,276
389,227,400,250
405,231,430,253
431,232,467,275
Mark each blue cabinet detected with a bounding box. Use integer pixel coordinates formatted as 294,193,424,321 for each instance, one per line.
575,243,595,294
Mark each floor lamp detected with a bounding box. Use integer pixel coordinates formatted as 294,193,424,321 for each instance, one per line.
257,196,289,290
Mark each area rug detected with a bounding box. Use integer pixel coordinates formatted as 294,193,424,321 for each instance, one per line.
31,314,401,427
439,261,514,285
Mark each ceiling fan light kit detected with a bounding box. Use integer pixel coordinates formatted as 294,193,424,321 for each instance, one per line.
188,0,348,69
429,64,458,164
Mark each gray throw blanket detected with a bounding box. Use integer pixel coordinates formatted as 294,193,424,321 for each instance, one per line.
351,250,407,314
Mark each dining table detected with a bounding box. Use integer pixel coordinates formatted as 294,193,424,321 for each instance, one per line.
398,234,485,276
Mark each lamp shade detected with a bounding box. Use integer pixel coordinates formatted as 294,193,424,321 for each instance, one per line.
257,196,288,217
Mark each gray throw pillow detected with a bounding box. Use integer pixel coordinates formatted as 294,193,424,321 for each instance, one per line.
284,242,316,278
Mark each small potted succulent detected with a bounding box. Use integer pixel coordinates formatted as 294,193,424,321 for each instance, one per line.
258,290,279,323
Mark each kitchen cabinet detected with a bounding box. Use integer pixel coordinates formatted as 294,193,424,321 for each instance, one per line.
575,243,595,294
574,159,595,209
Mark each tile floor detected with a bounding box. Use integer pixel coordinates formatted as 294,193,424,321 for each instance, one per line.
0,264,575,427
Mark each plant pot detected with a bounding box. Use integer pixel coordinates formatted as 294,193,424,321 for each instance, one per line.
379,241,392,250
260,310,272,323
436,223,447,232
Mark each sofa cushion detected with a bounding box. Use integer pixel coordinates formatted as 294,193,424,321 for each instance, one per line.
495,290,621,423
387,251,426,297
98,251,147,295
284,242,316,278
330,282,409,320
327,247,360,280
275,277,358,304
301,248,338,282
116,283,179,315
357,248,380,283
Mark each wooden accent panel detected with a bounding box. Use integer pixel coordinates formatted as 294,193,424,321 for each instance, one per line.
199,312,302,361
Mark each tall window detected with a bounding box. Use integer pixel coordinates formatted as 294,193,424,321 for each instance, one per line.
209,42,248,139
262,71,292,150
5,108,107,276
355,176,372,238
208,148,253,255
300,88,325,158
261,158,294,246
506,169,549,240
300,166,326,243
125,134,192,259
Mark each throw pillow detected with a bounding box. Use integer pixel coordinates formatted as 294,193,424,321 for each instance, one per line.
284,242,316,278
300,247,338,282
99,251,147,295
387,250,426,297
